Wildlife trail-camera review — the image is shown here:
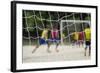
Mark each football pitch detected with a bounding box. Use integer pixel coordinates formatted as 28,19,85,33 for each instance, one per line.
22,44,90,63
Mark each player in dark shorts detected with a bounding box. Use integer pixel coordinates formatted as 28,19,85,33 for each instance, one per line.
84,25,91,56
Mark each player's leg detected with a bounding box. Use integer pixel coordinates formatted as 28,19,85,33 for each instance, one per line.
72,40,75,46
32,38,41,53
89,41,91,56
55,38,60,52
46,40,51,53
55,41,59,52
32,38,43,53
79,40,83,47
85,41,90,56
32,44,40,53
76,40,80,47
81,40,84,47
78,40,80,47
84,46,87,56
89,45,91,56
84,41,88,56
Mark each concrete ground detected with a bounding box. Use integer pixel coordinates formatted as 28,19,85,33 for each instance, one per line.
22,44,90,63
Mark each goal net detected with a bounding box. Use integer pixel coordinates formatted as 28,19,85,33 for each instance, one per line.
22,10,91,46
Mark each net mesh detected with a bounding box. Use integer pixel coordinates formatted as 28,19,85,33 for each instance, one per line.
22,10,91,45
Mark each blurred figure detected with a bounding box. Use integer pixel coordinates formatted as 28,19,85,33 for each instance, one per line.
50,25,60,52
84,25,91,56
78,31,84,47
72,32,79,46
32,25,50,53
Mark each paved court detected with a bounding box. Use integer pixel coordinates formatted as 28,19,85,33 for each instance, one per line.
23,45,90,63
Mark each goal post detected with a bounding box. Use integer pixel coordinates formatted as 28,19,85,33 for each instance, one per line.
60,20,91,44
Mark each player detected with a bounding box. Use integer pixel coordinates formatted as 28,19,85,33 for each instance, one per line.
32,25,50,53
72,32,79,46
50,25,60,52
84,25,91,56
78,31,84,47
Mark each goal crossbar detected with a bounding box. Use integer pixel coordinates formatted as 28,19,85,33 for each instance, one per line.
61,20,90,23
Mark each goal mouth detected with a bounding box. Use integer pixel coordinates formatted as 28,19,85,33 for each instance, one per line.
60,20,91,44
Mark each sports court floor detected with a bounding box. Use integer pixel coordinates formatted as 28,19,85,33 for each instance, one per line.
23,44,90,63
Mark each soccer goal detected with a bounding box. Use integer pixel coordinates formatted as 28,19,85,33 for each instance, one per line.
23,10,91,46
60,20,91,44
